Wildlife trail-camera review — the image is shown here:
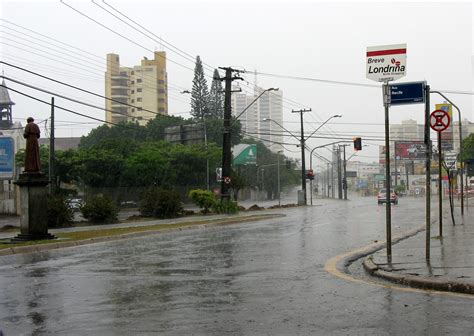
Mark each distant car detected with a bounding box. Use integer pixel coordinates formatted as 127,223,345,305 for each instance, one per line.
377,189,398,205
120,200,138,208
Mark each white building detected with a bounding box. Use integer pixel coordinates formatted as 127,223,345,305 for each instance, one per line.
232,86,283,153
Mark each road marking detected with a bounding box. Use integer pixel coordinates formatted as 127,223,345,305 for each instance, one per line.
324,240,474,299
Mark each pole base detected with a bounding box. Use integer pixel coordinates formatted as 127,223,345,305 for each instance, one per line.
11,233,56,242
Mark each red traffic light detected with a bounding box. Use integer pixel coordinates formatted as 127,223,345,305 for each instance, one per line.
353,137,362,151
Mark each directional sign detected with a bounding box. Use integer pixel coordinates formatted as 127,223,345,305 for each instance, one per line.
366,43,407,82
444,151,458,169
0,137,14,180
389,82,425,105
430,110,451,132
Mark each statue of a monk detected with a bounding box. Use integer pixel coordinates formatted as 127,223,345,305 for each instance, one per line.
23,117,41,172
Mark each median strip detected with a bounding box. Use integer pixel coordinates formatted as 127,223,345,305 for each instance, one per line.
0,213,284,256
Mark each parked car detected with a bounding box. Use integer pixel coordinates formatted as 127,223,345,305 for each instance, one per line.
67,198,84,211
377,189,398,205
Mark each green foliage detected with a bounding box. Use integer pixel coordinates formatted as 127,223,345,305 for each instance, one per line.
81,195,118,224
188,189,216,214
212,199,239,214
139,187,183,218
145,114,187,141
395,185,406,194
205,116,242,147
47,195,74,228
209,69,224,118
79,122,147,149
191,56,210,119
461,133,474,163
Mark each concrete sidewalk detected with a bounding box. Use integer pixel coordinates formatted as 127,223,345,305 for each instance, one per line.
364,207,474,294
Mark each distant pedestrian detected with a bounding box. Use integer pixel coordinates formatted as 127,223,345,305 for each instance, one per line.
23,117,41,172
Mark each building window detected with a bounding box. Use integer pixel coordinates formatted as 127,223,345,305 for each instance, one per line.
131,71,134,75
132,108,135,112
137,78,142,83
131,90,134,94
138,107,142,111
131,99,135,103
158,98,165,103
158,80,165,84
137,98,142,102
131,81,135,84
159,107,165,112
137,88,142,92
158,89,165,94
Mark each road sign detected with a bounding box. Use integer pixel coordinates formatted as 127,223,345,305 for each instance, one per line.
436,103,454,151
216,168,222,182
389,81,425,105
366,43,407,82
444,151,457,169
224,177,231,184
430,110,451,132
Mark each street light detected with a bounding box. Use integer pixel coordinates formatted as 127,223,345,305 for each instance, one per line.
305,115,342,141
234,88,279,121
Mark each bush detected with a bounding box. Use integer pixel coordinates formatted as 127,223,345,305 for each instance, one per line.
47,195,74,228
212,199,239,214
139,187,183,218
188,189,216,214
81,195,118,224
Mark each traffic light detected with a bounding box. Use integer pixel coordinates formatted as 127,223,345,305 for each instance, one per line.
353,137,362,151
306,169,314,180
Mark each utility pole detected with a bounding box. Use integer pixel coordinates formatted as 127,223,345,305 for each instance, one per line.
49,97,55,194
292,108,311,205
327,163,330,198
218,67,243,201
337,146,342,199
340,144,350,200
424,85,432,260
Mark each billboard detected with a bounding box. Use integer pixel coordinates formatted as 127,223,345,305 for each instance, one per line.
0,137,14,179
395,141,426,161
232,144,257,166
435,103,453,151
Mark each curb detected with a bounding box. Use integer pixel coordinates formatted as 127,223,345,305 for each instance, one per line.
363,257,474,295
0,213,284,257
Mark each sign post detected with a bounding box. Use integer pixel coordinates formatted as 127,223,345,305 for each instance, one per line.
430,109,451,237
367,43,407,263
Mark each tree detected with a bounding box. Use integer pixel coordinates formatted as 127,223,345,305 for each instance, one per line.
208,69,224,118
191,56,210,120
461,133,474,163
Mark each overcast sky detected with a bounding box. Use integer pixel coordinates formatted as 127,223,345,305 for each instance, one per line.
1,0,473,163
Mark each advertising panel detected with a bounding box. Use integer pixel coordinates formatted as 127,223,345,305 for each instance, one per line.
366,43,407,82
0,137,14,179
435,103,453,151
395,141,426,161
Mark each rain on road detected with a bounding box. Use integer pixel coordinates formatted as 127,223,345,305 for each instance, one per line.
0,197,472,335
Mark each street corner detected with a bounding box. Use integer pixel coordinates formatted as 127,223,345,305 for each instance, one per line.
362,255,474,296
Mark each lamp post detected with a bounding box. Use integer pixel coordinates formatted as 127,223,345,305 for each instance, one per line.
182,90,209,190
429,91,464,216
277,150,283,206
263,114,341,205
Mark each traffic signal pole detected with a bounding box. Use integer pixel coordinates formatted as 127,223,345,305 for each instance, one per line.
292,108,311,205
424,85,432,261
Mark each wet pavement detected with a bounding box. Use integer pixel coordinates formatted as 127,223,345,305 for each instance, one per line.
366,207,474,293
0,196,473,335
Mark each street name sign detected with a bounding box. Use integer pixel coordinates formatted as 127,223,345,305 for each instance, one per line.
430,110,451,132
0,137,14,180
366,43,407,82
389,81,425,105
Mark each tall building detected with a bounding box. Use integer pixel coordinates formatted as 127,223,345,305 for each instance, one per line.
232,86,283,153
105,52,168,126
390,119,424,141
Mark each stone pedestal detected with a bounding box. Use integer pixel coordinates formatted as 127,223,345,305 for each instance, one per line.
12,173,55,241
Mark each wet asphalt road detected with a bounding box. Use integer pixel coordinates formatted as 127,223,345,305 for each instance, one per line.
0,196,472,335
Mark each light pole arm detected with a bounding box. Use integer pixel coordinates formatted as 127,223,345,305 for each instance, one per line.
304,115,342,142
264,118,300,142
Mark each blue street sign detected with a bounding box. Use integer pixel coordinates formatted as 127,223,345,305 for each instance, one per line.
0,137,14,179
389,81,426,105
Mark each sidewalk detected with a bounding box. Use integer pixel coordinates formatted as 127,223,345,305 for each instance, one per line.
364,206,474,294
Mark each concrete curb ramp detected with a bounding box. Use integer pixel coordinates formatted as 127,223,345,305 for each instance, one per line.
363,257,474,295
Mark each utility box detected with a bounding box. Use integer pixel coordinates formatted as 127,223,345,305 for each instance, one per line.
297,190,305,205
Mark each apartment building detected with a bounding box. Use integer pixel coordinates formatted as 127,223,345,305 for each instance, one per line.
105,52,168,125
232,86,283,153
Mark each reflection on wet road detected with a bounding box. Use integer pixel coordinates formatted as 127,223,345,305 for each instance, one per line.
0,197,472,334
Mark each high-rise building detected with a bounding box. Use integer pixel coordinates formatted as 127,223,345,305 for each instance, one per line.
105,52,168,126
232,86,283,153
